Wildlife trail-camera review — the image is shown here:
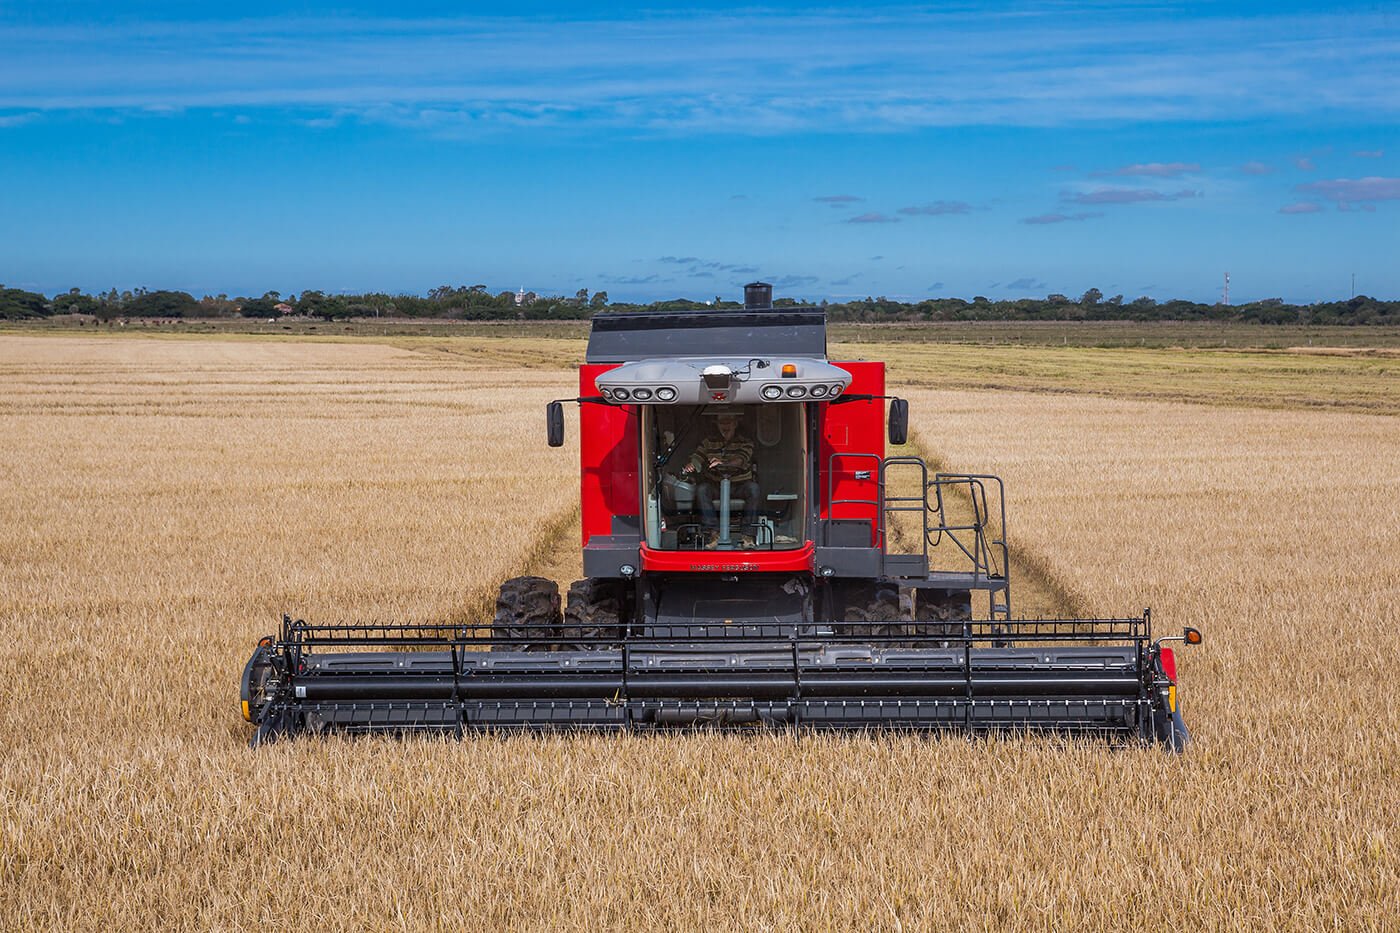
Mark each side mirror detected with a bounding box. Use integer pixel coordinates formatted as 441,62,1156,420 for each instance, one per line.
887,397,909,446
546,401,565,447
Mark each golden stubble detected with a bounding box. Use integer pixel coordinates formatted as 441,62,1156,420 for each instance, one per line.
2,335,1396,931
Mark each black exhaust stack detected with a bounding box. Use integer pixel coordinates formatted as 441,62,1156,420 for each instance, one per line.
744,281,773,310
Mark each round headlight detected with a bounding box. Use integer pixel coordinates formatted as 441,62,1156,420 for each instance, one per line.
655,386,677,401
632,387,653,401
785,385,808,398
830,383,845,396
761,385,783,400
809,384,829,398
612,387,630,401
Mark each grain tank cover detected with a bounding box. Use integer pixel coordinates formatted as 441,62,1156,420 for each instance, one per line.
586,308,828,363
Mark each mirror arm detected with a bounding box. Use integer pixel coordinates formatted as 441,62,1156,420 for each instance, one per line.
1155,627,1205,649
829,393,897,406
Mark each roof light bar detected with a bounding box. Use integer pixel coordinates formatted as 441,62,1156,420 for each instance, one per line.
702,364,733,390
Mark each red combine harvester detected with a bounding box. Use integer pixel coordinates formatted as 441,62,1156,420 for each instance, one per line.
241,283,1200,748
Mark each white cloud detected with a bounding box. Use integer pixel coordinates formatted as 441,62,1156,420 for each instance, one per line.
1022,211,1102,224
1296,176,1400,205
1096,162,1199,178
897,201,972,216
1063,187,1199,205
0,7,1396,135
1005,277,1047,291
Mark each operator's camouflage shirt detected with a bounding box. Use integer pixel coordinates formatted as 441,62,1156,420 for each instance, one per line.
688,433,755,483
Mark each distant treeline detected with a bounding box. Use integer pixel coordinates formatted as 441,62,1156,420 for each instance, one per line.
3,283,1397,326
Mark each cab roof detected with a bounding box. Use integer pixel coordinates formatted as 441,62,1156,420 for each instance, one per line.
586,307,827,364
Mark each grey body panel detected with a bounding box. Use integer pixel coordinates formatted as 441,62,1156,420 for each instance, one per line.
646,573,811,637
594,356,851,405
814,546,883,578
582,535,642,577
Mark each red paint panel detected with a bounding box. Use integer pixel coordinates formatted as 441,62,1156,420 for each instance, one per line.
641,542,815,574
579,364,639,546
820,361,885,546
1159,647,1177,684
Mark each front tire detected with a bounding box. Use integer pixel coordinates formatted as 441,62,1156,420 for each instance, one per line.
913,589,972,643
563,578,625,649
492,576,562,650
839,581,909,638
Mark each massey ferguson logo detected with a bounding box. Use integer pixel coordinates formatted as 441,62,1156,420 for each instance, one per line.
710,391,728,401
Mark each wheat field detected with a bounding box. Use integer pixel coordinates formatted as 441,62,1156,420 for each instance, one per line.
2,333,1396,931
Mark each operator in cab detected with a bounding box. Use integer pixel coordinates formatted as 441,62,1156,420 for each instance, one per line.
680,410,760,540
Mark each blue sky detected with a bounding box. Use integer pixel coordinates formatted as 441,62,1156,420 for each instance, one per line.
1,2,1397,304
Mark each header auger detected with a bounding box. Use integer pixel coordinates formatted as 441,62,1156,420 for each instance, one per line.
242,283,1201,748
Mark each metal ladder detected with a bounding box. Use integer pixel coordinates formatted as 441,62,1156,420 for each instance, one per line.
882,456,1012,622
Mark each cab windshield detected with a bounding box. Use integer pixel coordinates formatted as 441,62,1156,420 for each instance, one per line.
642,403,806,551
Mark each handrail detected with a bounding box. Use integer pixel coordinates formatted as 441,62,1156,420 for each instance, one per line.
877,463,1010,588
930,473,1009,584
824,451,884,548
881,455,931,568
824,455,1011,615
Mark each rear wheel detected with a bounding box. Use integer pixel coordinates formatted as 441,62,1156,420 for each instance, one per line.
913,589,972,643
839,581,909,638
492,576,562,650
563,578,626,649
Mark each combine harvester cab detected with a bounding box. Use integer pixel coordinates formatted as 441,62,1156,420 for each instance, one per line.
241,283,1201,748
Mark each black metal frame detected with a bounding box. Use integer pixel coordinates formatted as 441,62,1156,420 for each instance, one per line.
246,612,1179,748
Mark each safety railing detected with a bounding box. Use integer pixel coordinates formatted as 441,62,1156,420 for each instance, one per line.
924,471,1010,585
862,453,1008,577
274,613,1149,651
821,454,1012,618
